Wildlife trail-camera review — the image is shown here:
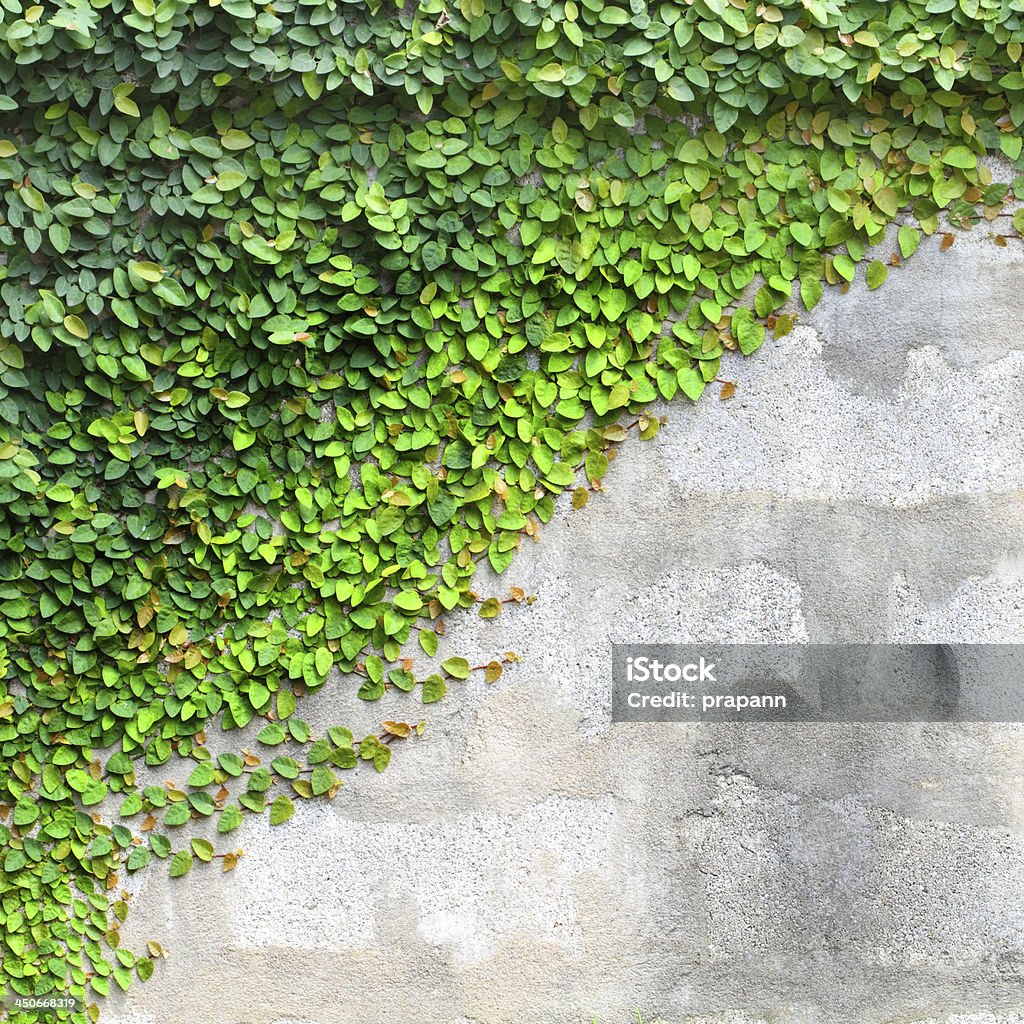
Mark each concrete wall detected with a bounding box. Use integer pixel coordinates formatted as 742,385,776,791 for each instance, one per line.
107,223,1024,1024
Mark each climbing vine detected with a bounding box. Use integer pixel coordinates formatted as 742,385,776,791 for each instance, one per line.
0,0,1023,1019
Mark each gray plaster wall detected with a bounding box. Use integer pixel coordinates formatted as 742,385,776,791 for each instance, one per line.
107,223,1024,1024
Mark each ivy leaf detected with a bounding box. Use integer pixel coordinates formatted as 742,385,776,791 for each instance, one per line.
441,657,470,679
256,722,287,746
127,846,151,872
113,93,140,117
169,850,193,878
898,225,920,259
129,260,163,283
151,278,188,306
242,236,280,264
190,839,214,862
82,779,108,806
218,805,244,833
422,675,447,703
232,425,256,451
63,315,88,339
942,145,976,168
677,367,706,401
311,766,336,796
866,260,888,290
269,795,294,826
427,492,457,527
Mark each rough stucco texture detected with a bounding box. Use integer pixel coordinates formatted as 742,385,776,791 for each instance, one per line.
105,223,1024,1024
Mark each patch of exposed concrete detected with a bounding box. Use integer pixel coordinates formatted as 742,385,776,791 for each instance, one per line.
107,224,1024,1024
814,232,1024,396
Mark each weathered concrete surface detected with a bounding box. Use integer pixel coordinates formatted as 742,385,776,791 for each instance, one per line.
107,223,1024,1024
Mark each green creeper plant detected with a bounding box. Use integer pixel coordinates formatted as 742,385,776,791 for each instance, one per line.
1,0,1023,1019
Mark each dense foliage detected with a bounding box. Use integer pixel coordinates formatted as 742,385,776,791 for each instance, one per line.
1,0,1023,1018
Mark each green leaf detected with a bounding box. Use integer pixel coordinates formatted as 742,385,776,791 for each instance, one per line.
81,779,108,806
427,492,457,527
257,722,287,746
441,657,470,679
242,236,280,264
190,838,214,862
114,93,140,117
232,425,256,451
152,278,188,306
314,647,333,676
866,260,888,290
215,170,247,192
218,805,244,833
48,222,71,254
872,187,900,218
801,276,823,310
126,846,151,872
169,850,193,877
269,795,294,825
690,203,713,232
163,803,191,827
677,367,706,401
130,260,164,283
897,225,920,260
188,761,216,787
423,675,447,703
531,237,558,264
732,307,766,356
63,315,88,339
419,630,439,657
941,145,976,169
221,129,254,150
151,834,172,858
311,765,335,796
